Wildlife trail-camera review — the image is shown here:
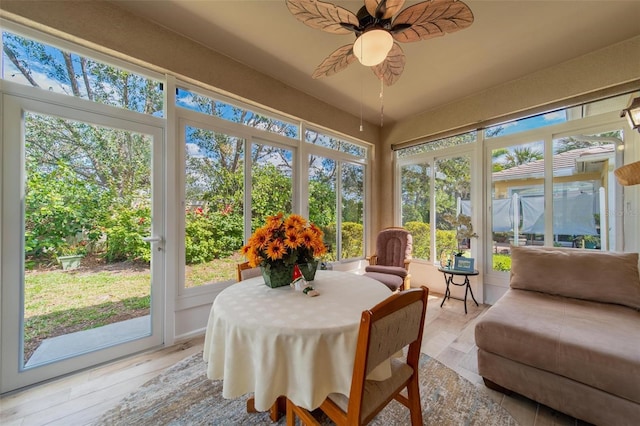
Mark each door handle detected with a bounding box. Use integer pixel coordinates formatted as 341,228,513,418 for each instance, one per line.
143,236,164,243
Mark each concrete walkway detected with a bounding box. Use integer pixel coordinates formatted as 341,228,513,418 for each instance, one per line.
26,315,151,367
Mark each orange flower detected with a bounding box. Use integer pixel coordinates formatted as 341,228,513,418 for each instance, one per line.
265,239,286,261
300,229,316,247
247,249,262,268
284,214,306,232
249,227,270,249
284,231,302,250
309,223,323,237
239,212,327,268
313,241,328,257
266,213,284,231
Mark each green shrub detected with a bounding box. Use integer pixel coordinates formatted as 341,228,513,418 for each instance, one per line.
24,164,110,260
320,225,337,261
404,221,458,261
104,205,151,263
435,229,458,259
185,209,243,264
405,221,430,259
341,222,363,259
493,254,512,271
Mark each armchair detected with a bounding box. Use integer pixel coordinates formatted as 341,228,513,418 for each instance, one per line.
363,227,412,292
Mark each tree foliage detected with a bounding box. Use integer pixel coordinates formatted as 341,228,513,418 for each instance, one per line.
8,31,357,266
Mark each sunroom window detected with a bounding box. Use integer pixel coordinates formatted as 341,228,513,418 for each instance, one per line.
2,31,163,116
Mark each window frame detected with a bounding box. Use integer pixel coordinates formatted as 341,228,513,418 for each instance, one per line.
483,110,627,287
396,141,479,264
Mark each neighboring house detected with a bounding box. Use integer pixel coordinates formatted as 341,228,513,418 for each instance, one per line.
492,144,617,247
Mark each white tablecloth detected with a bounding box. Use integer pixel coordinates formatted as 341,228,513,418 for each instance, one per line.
203,270,392,411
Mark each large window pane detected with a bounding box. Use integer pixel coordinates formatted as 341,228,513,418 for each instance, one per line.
401,163,431,260
485,94,634,139
176,88,298,139
305,129,367,158
341,163,364,259
309,155,337,260
184,126,244,287
552,131,622,250
24,112,153,367
435,155,472,263
491,141,545,272
251,143,293,231
2,31,163,116
397,132,476,158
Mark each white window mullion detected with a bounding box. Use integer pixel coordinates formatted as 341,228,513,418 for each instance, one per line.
336,162,343,261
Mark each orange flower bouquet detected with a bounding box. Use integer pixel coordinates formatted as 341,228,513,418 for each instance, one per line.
241,213,327,286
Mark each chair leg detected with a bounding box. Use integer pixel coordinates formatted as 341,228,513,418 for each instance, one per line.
286,398,321,426
270,396,286,422
403,274,411,291
286,398,295,426
406,376,423,426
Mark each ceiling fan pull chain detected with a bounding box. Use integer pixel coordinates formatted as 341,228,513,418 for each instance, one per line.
360,66,364,132
380,77,384,127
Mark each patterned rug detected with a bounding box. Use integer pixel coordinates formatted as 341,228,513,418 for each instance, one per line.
96,352,517,425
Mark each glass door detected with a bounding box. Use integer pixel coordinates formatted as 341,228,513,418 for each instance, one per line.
1,95,164,393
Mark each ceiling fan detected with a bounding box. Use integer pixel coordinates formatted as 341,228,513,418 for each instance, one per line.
285,0,474,86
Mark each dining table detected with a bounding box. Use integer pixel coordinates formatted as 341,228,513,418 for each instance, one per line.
203,269,392,417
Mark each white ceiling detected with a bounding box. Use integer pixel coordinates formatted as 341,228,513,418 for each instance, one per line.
110,0,640,125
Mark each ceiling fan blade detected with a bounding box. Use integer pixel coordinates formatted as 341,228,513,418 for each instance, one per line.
372,43,405,86
391,0,474,43
312,44,357,79
364,0,406,20
286,0,360,35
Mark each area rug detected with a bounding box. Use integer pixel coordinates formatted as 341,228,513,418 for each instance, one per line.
96,352,517,425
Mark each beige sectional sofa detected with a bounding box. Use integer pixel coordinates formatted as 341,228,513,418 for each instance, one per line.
475,246,640,426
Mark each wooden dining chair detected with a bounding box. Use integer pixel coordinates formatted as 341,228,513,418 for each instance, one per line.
285,286,429,426
236,261,261,282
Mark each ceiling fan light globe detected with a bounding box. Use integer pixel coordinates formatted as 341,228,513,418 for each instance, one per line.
353,29,393,66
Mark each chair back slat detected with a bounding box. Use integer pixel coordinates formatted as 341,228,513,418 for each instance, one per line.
237,261,261,282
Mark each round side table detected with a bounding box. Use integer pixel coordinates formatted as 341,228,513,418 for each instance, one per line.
437,267,479,314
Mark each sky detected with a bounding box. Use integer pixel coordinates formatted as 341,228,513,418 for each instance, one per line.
487,111,567,137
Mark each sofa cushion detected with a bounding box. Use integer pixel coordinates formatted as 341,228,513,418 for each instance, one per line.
475,289,640,404
509,246,640,310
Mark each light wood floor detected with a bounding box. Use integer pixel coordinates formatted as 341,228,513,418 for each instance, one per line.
1,293,587,426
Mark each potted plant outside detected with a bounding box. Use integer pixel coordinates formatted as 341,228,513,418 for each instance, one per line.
56,242,87,271
582,235,600,249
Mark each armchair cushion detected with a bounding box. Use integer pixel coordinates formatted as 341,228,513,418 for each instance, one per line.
363,272,403,292
365,265,408,278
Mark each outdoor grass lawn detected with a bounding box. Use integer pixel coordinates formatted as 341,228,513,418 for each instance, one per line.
23,254,242,362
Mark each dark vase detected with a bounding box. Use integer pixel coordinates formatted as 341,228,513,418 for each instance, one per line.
260,263,295,288
297,259,319,281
